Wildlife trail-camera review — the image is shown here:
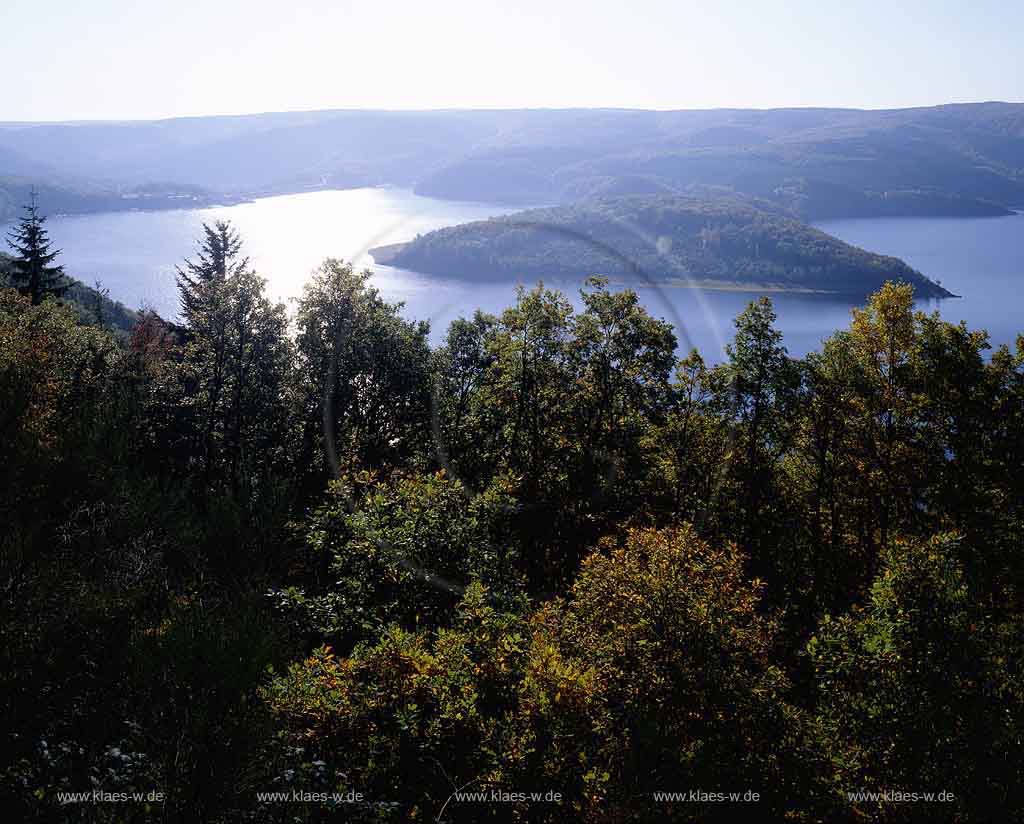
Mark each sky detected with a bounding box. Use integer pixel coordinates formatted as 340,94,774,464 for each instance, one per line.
3,0,1021,121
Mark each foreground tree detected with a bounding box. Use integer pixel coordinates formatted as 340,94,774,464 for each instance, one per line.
271,469,523,646
432,280,679,588
150,221,294,495
263,525,830,822
6,192,69,305
294,259,433,485
522,523,827,820
175,220,248,320
715,297,802,584
0,288,124,523
808,532,1020,820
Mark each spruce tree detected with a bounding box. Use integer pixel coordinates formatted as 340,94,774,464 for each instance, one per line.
170,220,293,489
6,191,69,305
91,279,109,327
175,220,248,322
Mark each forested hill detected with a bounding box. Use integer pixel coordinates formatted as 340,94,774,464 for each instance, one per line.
2,102,1023,220
374,195,954,297
0,252,137,332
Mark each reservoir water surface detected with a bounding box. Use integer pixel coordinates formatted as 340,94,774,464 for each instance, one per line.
7,188,1022,361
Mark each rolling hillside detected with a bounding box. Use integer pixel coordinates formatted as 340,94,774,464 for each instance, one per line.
2,103,1022,220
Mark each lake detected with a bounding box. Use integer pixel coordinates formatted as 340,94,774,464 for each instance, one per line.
8,189,1023,362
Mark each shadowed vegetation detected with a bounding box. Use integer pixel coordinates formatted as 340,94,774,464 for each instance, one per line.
2,218,1022,823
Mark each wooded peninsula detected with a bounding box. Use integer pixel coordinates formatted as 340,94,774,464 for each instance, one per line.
373,195,954,297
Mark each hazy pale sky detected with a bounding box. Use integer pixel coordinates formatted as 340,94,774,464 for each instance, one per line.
3,0,1021,121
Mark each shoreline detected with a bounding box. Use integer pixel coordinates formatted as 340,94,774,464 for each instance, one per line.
15,181,1021,226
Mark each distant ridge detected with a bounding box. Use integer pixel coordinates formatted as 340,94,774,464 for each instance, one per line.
1,102,1022,222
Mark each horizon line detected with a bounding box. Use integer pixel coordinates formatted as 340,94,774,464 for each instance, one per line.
2,99,1021,127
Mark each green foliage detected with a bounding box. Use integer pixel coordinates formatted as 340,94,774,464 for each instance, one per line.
0,288,125,520
518,524,828,821
175,220,249,318
717,297,802,562
275,470,523,644
807,532,1019,819
264,526,831,822
433,278,678,588
148,221,294,495
294,259,433,484
2,209,1023,824
1,253,138,333
5,192,70,305
128,595,286,820
262,583,531,822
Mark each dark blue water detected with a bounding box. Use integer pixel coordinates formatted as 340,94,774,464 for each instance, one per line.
8,190,1022,363
814,212,1024,356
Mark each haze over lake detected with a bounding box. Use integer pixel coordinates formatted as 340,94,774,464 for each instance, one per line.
5,187,517,319
8,188,1022,361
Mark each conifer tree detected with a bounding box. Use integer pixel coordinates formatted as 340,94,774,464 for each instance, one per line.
166,220,292,490
175,220,247,321
91,279,109,327
6,191,69,305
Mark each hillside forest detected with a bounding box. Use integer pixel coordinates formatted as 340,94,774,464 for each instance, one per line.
2,209,1023,823
3,102,1024,222
377,195,954,297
